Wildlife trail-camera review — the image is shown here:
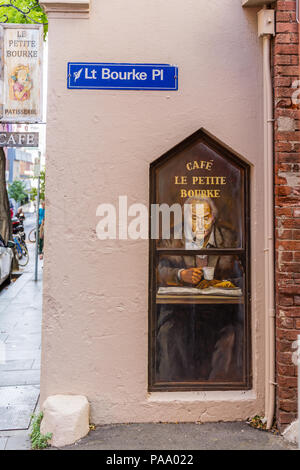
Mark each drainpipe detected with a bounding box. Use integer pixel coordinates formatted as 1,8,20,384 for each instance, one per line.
243,1,275,429
263,33,275,430
258,6,275,430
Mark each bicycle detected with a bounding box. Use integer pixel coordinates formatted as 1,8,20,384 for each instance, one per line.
28,228,36,243
13,234,29,267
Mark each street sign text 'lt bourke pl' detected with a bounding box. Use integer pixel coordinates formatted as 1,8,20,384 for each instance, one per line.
67,63,178,91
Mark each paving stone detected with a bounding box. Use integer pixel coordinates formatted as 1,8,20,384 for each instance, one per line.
12,292,42,307
5,342,40,353
0,359,34,371
5,434,31,450
0,429,30,438
13,327,41,336
31,358,41,370
1,302,26,311
5,334,41,348
0,437,7,450
0,302,11,314
0,370,40,386
0,385,39,430
0,277,31,301
22,306,41,315
0,318,18,332
14,318,41,331
5,350,40,361
0,404,36,431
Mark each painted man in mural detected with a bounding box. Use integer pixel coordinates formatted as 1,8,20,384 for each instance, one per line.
157,196,244,382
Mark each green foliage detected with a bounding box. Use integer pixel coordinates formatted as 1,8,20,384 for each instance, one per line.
247,415,279,435
29,186,37,201
8,179,28,203
248,415,267,430
0,1,48,38
30,412,52,450
30,168,45,201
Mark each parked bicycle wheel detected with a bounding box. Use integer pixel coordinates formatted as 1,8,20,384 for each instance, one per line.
13,237,23,260
21,239,28,253
28,228,36,243
18,243,29,267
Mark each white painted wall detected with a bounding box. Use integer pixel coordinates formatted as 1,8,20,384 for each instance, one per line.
41,0,265,424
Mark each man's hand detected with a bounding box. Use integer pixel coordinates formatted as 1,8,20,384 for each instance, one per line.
180,267,203,285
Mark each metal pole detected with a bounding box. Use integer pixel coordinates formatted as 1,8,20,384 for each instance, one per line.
34,175,40,282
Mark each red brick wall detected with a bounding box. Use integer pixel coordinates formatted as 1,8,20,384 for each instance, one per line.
274,0,300,430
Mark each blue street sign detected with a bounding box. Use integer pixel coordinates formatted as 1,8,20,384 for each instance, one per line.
67,63,178,91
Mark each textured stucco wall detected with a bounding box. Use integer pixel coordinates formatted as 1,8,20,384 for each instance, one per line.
41,0,266,424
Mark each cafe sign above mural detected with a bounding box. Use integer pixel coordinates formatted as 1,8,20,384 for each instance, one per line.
0,24,43,123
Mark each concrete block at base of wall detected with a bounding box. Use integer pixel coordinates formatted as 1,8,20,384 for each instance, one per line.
40,395,90,447
282,419,299,445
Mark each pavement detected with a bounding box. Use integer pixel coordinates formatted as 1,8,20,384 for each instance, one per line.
58,422,296,451
0,212,42,450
